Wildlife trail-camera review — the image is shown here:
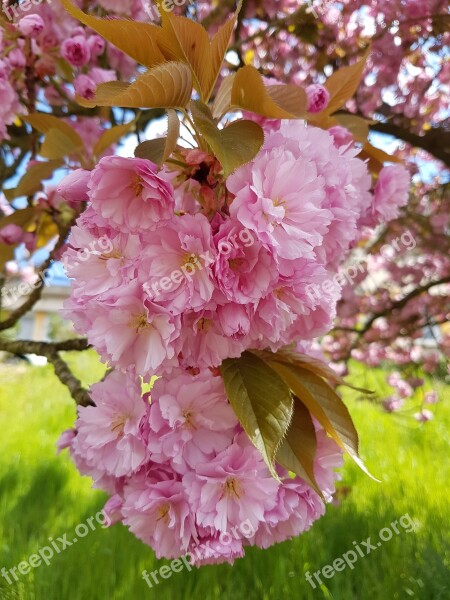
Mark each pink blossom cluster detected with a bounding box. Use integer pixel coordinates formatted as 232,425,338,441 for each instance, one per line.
59,116,412,561
60,120,408,377
59,368,343,564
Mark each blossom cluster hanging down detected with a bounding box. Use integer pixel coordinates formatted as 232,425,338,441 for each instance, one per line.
58,114,409,563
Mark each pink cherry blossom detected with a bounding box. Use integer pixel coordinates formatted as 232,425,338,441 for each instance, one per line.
148,370,238,472
72,371,149,477
89,156,175,233
183,433,280,533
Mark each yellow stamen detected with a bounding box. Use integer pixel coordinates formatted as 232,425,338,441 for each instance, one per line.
222,477,242,499
132,175,144,196
129,313,151,333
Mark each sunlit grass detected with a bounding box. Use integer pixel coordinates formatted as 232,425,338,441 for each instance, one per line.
0,353,448,600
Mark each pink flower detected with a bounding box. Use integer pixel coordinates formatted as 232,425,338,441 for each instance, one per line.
103,494,124,526
0,224,24,245
57,169,91,203
424,391,438,404
306,84,330,113
122,469,198,559
89,156,175,233
176,310,245,370
139,213,216,314
86,283,180,377
73,74,96,100
213,218,277,304
382,395,405,413
372,165,410,223
183,433,279,533
414,409,434,423
18,15,45,38
227,145,331,260
252,478,324,548
61,35,91,67
8,48,26,69
87,35,106,58
148,370,238,472
56,429,76,454
329,125,354,147
188,532,245,566
72,371,149,477
63,227,140,297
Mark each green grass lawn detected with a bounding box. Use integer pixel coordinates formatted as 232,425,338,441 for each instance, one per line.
0,353,448,600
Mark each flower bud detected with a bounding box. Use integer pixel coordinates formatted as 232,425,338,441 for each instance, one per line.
57,169,91,203
306,84,330,113
18,15,45,38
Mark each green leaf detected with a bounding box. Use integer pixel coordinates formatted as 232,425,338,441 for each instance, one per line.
220,351,294,480
134,110,180,165
190,101,264,177
61,0,167,68
324,48,371,115
230,66,307,118
276,397,323,496
4,160,63,201
86,62,193,110
267,361,378,481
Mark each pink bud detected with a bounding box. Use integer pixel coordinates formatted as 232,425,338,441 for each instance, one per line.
57,169,91,203
18,15,45,38
0,224,24,245
88,35,106,58
73,74,96,100
23,232,37,253
306,84,330,113
8,48,26,69
61,36,91,67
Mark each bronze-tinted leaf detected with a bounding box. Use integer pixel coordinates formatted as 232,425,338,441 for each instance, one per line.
93,118,139,158
40,129,82,160
324,47,371,115
135,110,180,165
156,1,238,101
87,63,193,109
230,66,307,118
266,361,378,481
4,160,63,201
23,114,83,148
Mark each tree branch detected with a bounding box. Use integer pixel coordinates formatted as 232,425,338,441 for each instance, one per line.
370,121,450,167
359,276,450,335
0,219,76,332
0,337,93,406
